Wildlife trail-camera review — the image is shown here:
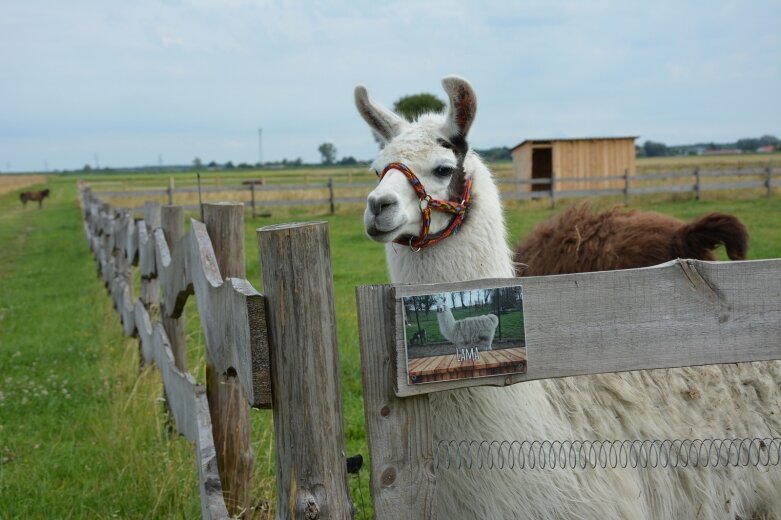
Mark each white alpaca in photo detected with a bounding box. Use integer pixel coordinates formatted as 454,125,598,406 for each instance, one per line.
356,76,781,519
435,297,498,351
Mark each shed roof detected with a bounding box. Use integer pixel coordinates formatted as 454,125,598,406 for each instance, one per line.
511,136,639,151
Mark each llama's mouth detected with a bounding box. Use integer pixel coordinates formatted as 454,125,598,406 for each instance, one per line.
365,223,404,242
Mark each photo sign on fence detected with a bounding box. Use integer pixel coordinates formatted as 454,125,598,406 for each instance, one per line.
401,285,527,385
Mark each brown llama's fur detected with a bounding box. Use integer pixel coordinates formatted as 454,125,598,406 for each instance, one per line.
515,204,748,276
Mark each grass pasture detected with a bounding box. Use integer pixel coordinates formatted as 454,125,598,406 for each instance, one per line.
1,159,780,518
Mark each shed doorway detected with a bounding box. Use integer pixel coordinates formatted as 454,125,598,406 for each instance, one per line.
531,147,552,192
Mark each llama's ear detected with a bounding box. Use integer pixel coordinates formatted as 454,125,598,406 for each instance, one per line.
442,76,477,139
355,85,406,144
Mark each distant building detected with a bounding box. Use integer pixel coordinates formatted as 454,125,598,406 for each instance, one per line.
510,137,637,192
701,148,743,156
757,145,776,153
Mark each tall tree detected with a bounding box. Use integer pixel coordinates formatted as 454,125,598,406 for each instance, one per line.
318,143,337,165
393,93,446,122
643,141,668,157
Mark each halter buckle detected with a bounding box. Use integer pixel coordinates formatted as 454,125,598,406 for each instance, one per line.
419,195,432,212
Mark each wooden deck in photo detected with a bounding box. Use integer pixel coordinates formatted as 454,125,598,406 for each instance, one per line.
408,347,527,384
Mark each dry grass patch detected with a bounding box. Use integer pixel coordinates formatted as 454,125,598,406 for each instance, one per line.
0,174,47,196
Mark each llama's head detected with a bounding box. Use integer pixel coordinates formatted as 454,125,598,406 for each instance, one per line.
355,77,478,249
435,295,448,313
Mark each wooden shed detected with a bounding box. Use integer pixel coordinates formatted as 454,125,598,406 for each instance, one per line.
510,137,637,192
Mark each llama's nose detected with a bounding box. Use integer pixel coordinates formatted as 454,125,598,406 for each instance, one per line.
368,194,398,216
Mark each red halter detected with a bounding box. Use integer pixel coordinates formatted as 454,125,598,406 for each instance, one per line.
379,162,473,251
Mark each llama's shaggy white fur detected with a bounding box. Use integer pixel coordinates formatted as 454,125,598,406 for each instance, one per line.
435,297,499,350
357,76,781,519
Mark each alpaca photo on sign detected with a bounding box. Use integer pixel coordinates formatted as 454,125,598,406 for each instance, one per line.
402,286,526,384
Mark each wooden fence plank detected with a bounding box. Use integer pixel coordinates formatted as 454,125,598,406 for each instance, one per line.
388,258,781,397
357,285,436,520
258,222,353,520
153,225,192,320
186,217,270,408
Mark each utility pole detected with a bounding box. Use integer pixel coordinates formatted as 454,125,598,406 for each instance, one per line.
258,128,263,167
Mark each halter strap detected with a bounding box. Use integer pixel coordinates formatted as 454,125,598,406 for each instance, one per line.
380,162,472,250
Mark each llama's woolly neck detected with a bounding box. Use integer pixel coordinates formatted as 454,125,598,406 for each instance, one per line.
436,305,455,337
385,157,514,285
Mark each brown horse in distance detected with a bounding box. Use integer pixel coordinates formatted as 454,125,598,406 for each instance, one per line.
19,189,51,208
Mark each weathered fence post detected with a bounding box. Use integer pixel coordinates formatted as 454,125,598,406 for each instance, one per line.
258,222,353,520
766,162,773,198
356,285,436,520
167,177,175,205
250,182,257,219
623,168,629,206
202,202,254,516
161,205,187,371
693,167,701,201
550,171,557,209
328,177,335,215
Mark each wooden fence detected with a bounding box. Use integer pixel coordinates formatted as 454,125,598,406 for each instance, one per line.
82,183,781,519
80,186,352,519
356,261,781,519
91,165,779,215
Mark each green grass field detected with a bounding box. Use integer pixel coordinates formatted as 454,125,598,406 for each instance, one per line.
1,162,780,518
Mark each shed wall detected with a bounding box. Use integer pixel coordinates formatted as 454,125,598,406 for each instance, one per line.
512,139,636,192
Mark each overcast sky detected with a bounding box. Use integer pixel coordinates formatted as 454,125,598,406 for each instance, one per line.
1,1,779,172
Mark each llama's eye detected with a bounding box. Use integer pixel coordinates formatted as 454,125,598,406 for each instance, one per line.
432,165,456,178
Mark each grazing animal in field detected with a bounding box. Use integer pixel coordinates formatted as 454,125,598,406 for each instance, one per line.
435,297,498,350
357,75,781,519
410,328,427,345
19,189,50,208
515,204,749,276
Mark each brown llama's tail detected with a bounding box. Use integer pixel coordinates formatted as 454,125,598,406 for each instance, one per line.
676,213,749,261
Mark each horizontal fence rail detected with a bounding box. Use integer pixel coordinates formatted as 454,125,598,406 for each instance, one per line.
90,164,779,215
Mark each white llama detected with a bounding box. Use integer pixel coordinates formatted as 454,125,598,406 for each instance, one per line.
356,76,781,519
435,297,499,351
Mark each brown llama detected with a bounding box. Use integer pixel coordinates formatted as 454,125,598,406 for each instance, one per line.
19,189,51,209
515,204,748,276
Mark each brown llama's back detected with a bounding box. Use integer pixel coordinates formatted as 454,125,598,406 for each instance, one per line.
514,204,748,276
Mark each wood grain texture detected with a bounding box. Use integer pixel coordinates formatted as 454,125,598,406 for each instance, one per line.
357,285,436,520
389,259,781,397
186,217,270,408
202,203,254,516
258,222,353,520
